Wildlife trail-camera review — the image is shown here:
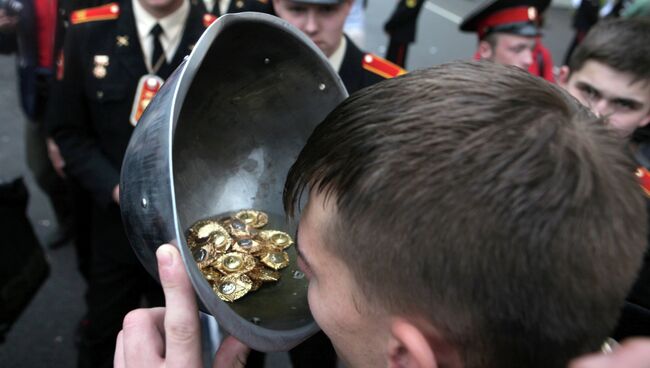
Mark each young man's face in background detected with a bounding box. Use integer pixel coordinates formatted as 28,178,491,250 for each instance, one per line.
480,33,536,71
272,0,352,57
560,60,650,137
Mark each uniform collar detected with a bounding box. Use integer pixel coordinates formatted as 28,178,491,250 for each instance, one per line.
132,0,190,41
219,0,231,14
328,35,346,73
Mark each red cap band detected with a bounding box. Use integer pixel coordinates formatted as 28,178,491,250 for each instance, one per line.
476,6,536,38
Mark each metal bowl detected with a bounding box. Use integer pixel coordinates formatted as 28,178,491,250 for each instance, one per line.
119,12,347,351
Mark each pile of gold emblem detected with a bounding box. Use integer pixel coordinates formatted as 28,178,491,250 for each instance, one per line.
186,210,293,302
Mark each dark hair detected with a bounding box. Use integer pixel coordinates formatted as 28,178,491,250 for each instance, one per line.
284,61,647,367
482,32,498,48
569,18,650,84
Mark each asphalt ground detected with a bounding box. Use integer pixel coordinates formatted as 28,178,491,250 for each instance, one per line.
0,1,573,367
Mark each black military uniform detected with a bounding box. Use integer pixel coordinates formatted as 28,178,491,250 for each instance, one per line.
383,0,424,67
194,0,273,15
339,35,406,94
48,1,209,367
613,146,650,339
563,0,600,64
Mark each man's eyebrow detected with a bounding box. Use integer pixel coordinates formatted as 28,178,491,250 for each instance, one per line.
294,223,313,271
575,81,597,90
611,97,642,108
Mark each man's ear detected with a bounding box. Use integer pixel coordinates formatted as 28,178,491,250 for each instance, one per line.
639,111,650,128
478,40,493,60
557,65,571,88
388,318,438,368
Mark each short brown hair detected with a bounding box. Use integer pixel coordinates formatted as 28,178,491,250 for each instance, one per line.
284,61,647,367
568,18,650,84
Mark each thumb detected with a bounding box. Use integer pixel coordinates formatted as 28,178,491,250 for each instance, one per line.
213,336,251,368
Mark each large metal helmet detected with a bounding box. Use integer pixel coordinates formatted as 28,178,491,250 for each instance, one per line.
119,12,347,352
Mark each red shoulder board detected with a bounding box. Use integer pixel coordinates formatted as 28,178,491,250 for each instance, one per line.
71,3,120,25
636,167,650,197
362,54,406,79
203,13,218,28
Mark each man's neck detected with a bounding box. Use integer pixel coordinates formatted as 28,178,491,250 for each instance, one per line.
137,0,184,19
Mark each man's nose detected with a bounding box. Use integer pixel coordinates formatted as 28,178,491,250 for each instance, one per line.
304,11,318,34
593,99,612,118
521,49,533,69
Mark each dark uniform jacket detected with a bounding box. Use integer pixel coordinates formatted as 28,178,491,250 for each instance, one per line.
50,0,207,209
339,35,406,94
193,0,272,16
613,144,650,339
572,0,600,31
383,0,424,44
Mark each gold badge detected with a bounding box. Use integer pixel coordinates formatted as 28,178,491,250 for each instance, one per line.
257,230,293,250
234,210,269,228
215,252,256,274
406,0,417,8
129,75,164,126
259,250,290,270
220,217,255,238
93,55,109,79
188,210,296,303
247,267,280,283
187,220,232,251
116,35,129,47
192,243,222,269
235,0,244,8
232,237,265,254
214,274,253,302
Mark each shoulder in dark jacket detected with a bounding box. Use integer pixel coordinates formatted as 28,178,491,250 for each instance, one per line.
338,36,406,94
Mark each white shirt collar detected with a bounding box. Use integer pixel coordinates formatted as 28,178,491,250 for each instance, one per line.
219,0,231,14
133,0,190,69
328,35,346,73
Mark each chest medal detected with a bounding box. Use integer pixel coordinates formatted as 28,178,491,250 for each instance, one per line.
129,75,164,127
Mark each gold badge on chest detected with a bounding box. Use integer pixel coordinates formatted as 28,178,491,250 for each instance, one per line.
116,35,129,47
93,55,109,79
130,75,164,127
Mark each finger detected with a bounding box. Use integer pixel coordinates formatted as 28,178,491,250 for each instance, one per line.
54,166,67,179
114,330,125,368
569,338,650,368
213,336,251,368
569,354,612,368
609,338,650,368
121,308,166,367
157,244,202,367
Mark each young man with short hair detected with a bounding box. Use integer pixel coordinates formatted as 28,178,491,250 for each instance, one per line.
115,61,649,367
272,0,405,94
559,18,650,138
460,0,550,75
559,18,650,341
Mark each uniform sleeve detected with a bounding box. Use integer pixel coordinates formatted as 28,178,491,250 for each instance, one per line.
0,32,18,54
48,26,120,208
